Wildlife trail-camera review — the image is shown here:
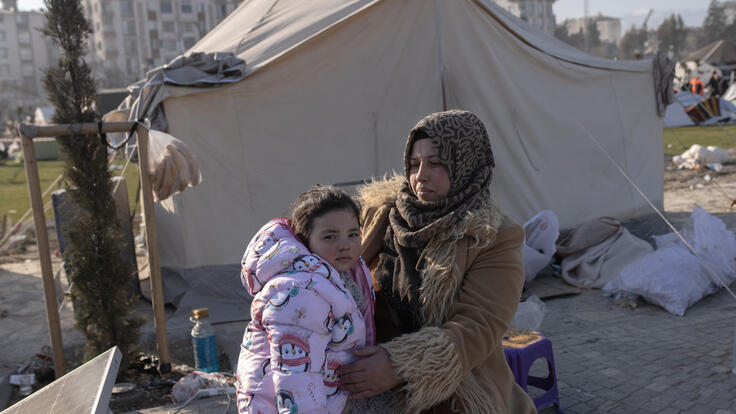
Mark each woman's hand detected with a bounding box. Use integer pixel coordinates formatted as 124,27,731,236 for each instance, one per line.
337,346,402,399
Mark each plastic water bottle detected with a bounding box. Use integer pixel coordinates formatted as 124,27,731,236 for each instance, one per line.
190,308,219,373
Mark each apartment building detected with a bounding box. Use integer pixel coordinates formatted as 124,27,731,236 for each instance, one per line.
84,0,240,86
493,0,557,35
565,15,622,44
723,1,736,25
0,0,57,108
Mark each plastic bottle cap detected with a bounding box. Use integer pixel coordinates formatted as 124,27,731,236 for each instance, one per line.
192,308,209,319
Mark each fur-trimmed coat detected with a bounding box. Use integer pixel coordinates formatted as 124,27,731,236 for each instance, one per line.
357,177,537,414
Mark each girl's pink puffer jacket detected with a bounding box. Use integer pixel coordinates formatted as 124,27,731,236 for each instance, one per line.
235,219,374,414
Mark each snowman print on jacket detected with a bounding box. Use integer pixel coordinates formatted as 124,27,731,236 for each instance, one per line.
330,314,353,345
277,334,311,373
275,390,298,414
292,254,332,281
322,360,341,398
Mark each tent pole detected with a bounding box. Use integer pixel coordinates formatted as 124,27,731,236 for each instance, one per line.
135,124,171,374
434,0,447,111
19,132,66,378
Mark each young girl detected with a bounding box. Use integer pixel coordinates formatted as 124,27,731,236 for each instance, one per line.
236,186,375,414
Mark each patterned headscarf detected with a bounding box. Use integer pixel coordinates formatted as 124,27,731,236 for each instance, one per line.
375,110,495,333
391,109,495,248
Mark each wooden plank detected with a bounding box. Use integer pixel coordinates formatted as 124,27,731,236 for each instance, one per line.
135,125,171,374
19,122,136,138
20,134,66,378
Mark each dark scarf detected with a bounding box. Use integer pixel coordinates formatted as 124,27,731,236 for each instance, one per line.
374,110,495,333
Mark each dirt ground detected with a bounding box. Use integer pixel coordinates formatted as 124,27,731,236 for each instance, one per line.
662,151,736,234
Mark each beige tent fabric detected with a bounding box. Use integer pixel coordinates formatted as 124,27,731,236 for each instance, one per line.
152,0,664,268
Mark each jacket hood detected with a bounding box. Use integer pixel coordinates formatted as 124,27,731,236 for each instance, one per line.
240,219,338,295
356,173,404,211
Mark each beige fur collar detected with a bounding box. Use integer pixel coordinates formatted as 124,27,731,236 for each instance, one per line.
356,173,404,211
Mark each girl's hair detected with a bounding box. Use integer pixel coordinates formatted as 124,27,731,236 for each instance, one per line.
288,185,361,246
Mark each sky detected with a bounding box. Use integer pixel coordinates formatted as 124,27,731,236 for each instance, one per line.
554,0,710,30
17,0,712,29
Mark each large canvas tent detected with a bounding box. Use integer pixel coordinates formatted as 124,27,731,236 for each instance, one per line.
139,0,664,269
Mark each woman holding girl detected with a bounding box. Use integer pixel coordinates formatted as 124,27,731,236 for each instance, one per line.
339,110,537,413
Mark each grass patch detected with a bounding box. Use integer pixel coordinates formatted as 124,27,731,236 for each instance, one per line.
664,125,736,155
0,156,140,227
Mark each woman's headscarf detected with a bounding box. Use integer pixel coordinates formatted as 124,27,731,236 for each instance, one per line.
374,110,495,333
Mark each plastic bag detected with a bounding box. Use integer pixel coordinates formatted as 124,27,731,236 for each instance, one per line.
171,370,230,403
521,210,559,282
603,206,736,316
147,130,202,201
509,295,546,330
673,144,729,169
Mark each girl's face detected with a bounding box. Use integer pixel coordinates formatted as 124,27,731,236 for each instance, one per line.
409,138,451,201
307,209,361,274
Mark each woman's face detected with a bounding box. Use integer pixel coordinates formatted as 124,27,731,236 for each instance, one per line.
409,138,451,201
307,209,361,273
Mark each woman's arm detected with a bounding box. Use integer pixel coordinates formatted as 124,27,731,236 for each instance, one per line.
340,223,525,410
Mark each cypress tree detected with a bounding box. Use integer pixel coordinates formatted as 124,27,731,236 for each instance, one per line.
41,0,143,363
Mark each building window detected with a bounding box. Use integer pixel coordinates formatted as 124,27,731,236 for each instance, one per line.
19,48,31,60
123,20,136,35
18,31,30,44
16,13,28,25
148,20,157,30
0,48,7,59
183,22,195,32
183,37,196,49
21,63,33,74
0,31,5,42
94,3,98,12
162,39,176,50
162,21,175,32
181,0,193,13
97,41,102,50
124,38,137,54
160,0,173,14
0,65,8,76
147,2,157,11
120,0,133,17
126,57,139,74
23,76,36,93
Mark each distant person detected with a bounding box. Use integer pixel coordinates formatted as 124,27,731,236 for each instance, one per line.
690,76,705,96
708,71,726,97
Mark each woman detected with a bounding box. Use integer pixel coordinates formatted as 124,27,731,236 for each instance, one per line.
338,110,536,413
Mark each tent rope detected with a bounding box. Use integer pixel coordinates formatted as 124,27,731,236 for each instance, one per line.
580,125,736,301
433,0,447,112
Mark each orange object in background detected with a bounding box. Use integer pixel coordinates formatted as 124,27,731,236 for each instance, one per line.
689,77,705,95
